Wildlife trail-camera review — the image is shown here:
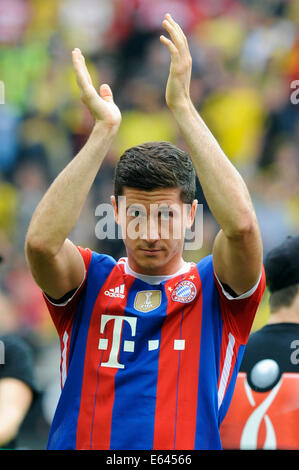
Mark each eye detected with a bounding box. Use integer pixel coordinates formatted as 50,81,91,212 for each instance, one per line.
127,207,146,218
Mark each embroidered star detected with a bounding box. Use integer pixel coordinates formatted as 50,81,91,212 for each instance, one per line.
168,286,173,292
189,275,195,280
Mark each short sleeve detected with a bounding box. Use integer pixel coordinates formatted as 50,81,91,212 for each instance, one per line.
213,266,266,344
43,246,93,335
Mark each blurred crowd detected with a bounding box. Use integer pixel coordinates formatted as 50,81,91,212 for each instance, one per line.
0,0,298,448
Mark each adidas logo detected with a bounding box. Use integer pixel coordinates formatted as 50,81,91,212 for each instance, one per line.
104,284,125,299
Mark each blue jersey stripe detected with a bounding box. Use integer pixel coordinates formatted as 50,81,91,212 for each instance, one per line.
194,255,223,450
109,279,168,450
47,253,115,450
89,297,115,448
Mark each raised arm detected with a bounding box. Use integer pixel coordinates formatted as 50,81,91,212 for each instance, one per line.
160,14,263,295
25,49,121,299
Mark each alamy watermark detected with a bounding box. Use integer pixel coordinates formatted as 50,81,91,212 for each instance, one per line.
0,80,4,104
95,197,203,250
290,339,299,365
0,340,4,365
290,80,299,105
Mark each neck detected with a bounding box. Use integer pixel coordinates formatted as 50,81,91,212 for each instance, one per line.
267,305,299,325
127,255,185,277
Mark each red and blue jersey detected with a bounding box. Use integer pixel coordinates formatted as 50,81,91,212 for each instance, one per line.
43,246,265,450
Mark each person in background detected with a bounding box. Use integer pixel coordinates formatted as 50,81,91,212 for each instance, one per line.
220,235,299,450
0,254,38,450
0,332,37,449
241,235,299,376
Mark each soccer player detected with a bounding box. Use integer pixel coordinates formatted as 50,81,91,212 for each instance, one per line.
220,235,299,450
241,235,299,377
25,14,265,450
0,333,37,449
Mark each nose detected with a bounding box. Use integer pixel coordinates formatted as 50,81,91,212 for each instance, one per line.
143,214,160,243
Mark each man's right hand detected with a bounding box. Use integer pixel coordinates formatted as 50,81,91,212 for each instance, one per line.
26,50,121,301
72,48,121,130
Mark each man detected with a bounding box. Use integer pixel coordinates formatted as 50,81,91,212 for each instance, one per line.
25,14,265,450
241,235,299,377
220,236,299,450
0,256,38,450
0,333,37,449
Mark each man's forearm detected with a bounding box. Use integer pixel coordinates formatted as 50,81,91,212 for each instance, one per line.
26,122,117,255
172,99,256,237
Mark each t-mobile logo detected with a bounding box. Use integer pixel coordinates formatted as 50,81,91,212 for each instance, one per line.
98,314,137,369
98,314,186,369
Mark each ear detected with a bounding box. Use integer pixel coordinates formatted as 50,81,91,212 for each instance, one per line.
110,195,119,224
186,199,198,229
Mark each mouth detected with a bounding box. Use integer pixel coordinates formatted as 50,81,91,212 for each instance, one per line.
139,248,163,256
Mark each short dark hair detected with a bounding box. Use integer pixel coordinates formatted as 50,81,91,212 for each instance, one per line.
269,284,299,313
114,141,196,204
264,235,299,292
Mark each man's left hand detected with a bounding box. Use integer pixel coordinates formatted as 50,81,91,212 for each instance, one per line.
160,13,192,110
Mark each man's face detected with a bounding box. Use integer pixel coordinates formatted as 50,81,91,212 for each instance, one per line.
112,187,197,275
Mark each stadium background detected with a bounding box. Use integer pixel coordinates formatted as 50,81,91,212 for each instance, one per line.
0,0,298,449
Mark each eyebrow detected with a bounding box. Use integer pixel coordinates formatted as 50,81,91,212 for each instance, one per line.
157,205,174,211
125,203,181,213
126,204,146,210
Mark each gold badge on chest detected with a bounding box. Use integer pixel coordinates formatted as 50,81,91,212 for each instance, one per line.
134,290,162,313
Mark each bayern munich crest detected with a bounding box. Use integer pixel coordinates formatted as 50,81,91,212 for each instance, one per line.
171,280,197,303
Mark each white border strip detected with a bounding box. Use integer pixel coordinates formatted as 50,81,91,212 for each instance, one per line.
214,271,262,300
44,267,86,307
123,257,191,285
218,332,235,409
61,331,69,387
